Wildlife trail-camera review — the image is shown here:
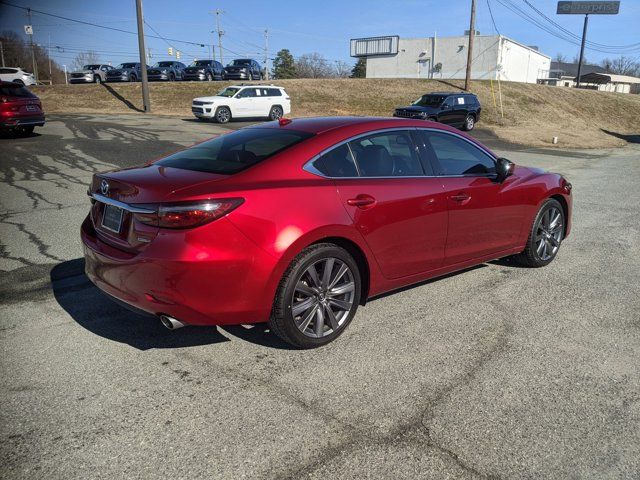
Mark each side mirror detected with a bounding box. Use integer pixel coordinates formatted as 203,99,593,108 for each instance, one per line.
496,157,515,182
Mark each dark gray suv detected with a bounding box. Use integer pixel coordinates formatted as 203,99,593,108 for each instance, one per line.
106,63,141,82
147,61,186,81
224,59,263,80
394,92,482,131
183,60,226,81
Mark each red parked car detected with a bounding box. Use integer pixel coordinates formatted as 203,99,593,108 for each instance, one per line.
0,81,45,137
81,117,572,348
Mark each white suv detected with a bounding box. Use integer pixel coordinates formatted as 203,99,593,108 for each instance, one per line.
0,67,36,86
192,85,291,123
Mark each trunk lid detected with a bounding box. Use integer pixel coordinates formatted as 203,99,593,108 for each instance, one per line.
89,165,228,252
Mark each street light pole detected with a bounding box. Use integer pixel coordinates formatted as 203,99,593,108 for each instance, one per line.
464,0,476,91
215,9,224,65
135,0,151,112
263,28,269,81
27,8,38,81
575,14,589,88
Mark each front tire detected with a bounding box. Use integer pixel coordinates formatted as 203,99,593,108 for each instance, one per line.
206,72,213,81
463,114,475,131
515,198,565,267
94,75,101,84
214,106,231,124
269,243,361,348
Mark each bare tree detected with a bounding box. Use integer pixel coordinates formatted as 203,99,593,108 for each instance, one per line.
601,55,640,76
295,52,333,78
554,53,567,63
71,51,100,71
333,60,351,78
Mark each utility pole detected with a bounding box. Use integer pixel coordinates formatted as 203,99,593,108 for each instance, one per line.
63,64,67,85
575,14,589,88
135,0,151,112
48,34,52,83
27,8,38,81
0,41,5,67
215,9,224,65
464,0,476,91
263,28,269,81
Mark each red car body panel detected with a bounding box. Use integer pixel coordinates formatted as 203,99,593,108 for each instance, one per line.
0,81,45,128
81,117,572,326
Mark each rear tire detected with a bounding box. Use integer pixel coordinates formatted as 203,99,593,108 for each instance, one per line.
268,105,283,121
14,126,35,137
269,243,361,349
214,106,231,124
514,198,565,267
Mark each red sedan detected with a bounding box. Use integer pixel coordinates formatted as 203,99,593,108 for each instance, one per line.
81,117,572,348
0,81,45,137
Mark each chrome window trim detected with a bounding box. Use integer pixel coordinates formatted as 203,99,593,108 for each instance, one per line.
89,193,155,214
302,126,498,180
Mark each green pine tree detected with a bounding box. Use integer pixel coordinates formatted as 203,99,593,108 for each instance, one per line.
272,49,297,79
350,58,366,78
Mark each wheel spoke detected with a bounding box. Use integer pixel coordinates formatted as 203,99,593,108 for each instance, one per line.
550,223,563,234
295,282,316,297
329,281,355,297
324,304,339,330
328,264,348,290
329,298,352,311
299,304,318,331
321,258,335,289
306,264,321,288
548,236,559,248
292,297,315,317
536,240,545,255
314,307,325,336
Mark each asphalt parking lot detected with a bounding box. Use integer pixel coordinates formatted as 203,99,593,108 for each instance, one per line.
1,114,639,479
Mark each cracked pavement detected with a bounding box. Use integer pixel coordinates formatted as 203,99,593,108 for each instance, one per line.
1,115,639,479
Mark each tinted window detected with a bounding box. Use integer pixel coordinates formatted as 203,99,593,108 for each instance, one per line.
156,129,314,174
421,131,495,176
83,65,101,70
349,131,423,177
314,144,358,177
231,59,251,66
239,88,257,98
118,63,138,69
412,94,445,107
0,85,36,97
267,88,282,96
193,60,212,66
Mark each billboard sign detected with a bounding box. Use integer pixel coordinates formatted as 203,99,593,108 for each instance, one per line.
350,36,399,57
557,1,620,14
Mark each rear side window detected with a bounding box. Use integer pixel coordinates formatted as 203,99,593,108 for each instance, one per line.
0,85,35,97
267,88,282,96
421,131,495,176
349,131,423,177
156,128,314,174
314,144,358,177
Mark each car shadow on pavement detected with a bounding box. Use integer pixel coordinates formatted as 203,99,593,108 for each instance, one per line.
600,129,640,144
100,83,144,113
51,258,230,350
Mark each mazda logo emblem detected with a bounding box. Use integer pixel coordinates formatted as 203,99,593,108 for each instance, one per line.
100,180,109,195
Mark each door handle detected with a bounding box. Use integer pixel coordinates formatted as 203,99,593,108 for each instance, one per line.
347,195,376,208
450,192,470,202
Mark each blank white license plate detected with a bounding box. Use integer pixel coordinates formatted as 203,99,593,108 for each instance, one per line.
101,204,123,233
26,105,37,111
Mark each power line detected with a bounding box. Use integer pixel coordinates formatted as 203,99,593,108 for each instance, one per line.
486,0,501,35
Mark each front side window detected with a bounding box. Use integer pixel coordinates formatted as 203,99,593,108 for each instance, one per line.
412,94,445,107
349,131,423,177
156,128,314,175
421,131,495,176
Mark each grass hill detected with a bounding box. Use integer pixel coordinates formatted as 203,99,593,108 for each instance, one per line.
32,78,640,148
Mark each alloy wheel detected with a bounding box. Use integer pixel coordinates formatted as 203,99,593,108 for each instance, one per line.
466,116,474,130
216,108,230,123
291,258,355,338
535,206,563,261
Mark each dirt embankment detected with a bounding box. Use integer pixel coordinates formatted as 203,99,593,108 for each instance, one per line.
32,78,640,148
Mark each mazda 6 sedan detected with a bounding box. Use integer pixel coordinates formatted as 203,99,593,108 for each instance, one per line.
81,117,572,348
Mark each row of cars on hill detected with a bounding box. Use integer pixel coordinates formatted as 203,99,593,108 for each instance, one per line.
69,58,264,84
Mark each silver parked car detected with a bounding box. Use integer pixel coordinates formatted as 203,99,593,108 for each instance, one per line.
69,64,114,84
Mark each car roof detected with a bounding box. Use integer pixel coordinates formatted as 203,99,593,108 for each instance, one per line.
249,116,474,135
426,91,477,96
229,84,285,89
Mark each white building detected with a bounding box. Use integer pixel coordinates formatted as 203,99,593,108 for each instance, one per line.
352,34,550,84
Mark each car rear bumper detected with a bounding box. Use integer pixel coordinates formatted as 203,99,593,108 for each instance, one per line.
81,214,277,326
0,115,45,128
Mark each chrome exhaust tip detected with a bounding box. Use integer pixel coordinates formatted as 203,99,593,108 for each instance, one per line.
159,315,186,330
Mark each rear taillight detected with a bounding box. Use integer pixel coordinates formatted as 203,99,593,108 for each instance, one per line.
135,198,243,229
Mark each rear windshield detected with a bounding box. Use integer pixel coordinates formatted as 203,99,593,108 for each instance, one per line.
0,85,36,97
412,95,446,107
156,128,314,174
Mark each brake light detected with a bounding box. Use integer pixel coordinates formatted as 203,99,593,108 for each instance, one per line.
135,198,243,229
